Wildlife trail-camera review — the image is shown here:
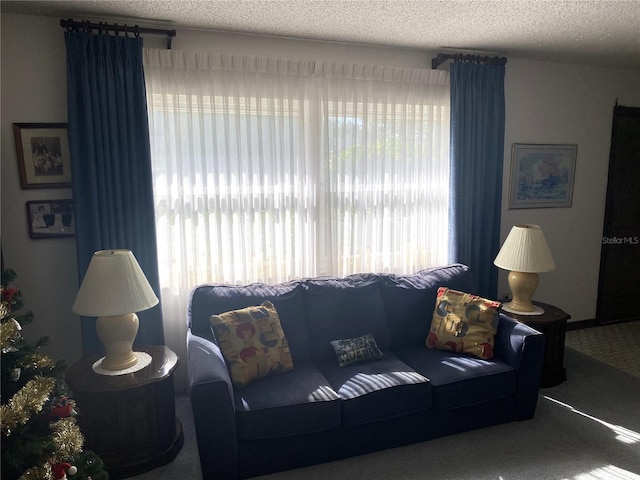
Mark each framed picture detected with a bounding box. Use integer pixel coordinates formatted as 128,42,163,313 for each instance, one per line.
509,144,577,209
26,200,75,239
13,123,71,189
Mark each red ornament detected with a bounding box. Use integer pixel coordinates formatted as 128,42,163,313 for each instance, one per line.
50,396,75,420
51,403,74,419
2,286,18,303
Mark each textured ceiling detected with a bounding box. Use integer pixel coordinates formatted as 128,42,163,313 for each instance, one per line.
3,0,640,69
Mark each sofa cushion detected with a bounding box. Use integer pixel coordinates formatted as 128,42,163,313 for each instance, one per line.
427,287,500,359
210,301,294,388
304,275,391,361
394,346,515,410
190,281,310,361
381,264,476,349
234,362,341,440
317,351,431,426
330,333,384,367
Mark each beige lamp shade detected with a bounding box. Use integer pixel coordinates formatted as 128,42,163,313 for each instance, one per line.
72,250,159,371
72,249,159,317
494,224,555,273
494,225,555,315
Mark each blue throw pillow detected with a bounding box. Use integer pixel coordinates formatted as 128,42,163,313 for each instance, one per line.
330,333,383,367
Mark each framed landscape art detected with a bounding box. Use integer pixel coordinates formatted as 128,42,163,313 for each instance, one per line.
508,143,577,209
14,123,71,189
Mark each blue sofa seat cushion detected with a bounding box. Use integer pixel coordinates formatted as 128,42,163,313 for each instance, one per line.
317,351,432,426
234,361,341,440
394,346,515,410
304,275,391,361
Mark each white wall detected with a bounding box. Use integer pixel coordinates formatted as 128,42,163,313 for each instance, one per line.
1,14,82,365
2,12,640,368
500,60,640,322
168,28,431,67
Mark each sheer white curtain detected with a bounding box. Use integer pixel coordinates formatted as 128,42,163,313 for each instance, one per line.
316,62,450,275
143,49,449,386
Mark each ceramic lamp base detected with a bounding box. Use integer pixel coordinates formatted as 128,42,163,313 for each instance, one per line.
506,271,540,314
96,312,139,371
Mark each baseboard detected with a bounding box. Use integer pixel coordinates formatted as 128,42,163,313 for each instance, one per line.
566,319,597,331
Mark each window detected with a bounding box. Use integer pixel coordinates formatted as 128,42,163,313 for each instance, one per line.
144,50,450,292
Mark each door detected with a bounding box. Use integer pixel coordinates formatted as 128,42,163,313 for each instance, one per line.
596,105,640,324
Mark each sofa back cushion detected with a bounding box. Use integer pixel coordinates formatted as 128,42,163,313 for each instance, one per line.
304,275,391,362
189,281,310,362
381,264,475,348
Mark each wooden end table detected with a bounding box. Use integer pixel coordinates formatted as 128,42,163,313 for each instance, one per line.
500,302,570,388
66,345,184,479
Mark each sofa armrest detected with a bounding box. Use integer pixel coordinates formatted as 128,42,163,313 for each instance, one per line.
494,314,545,420
188,331,238,479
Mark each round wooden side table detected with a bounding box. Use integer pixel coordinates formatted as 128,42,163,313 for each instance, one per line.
501,302,571,388
66,345,184,479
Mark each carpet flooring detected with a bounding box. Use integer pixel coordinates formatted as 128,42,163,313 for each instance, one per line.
566,320,640,378
130,328,640,480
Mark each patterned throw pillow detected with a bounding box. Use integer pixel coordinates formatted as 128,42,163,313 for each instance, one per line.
426,287,501,360
209,301,293,388
330,333,383,367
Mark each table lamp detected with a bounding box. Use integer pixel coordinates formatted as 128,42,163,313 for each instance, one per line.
72,249,159,371
494,224,555,315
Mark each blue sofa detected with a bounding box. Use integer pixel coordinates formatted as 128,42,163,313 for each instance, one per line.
186,264,545,479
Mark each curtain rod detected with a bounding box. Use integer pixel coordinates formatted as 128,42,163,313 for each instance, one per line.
431,53,508,70
60,18,176,49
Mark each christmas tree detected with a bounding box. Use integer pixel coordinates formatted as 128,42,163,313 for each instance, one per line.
1,268,108,480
